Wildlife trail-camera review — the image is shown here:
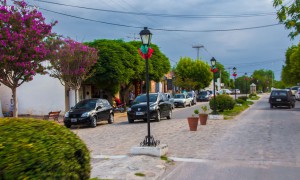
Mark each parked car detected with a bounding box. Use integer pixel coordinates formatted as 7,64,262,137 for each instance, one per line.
165,93,175,109
173,93,192,107
127,92,172,123
269,89,295,109
197,91,211,102
295,88,300,101
218,89,232,95
64,98,114,128
291,86,300,96
187,91,197,105
230,89,240,94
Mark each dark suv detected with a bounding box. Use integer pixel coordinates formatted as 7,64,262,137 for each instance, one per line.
269,89,295,109
64,98,114,128
127,92,172,123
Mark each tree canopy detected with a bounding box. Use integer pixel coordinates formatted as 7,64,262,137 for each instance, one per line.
174,57,212,90
0,1,56,117
281,43,300,86
46,37,98,102
273,0,300,39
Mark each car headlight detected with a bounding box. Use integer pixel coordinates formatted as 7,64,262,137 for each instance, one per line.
81,112,90,117
150,105,157,111
64,112,69,118
127,107,132,112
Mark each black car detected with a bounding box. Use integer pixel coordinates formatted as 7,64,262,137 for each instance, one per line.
64,98,114,128
197,91,211,102
269,89,295,109
127,92,172,123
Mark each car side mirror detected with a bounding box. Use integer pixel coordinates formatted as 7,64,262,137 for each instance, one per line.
96,106,102,110
159,99,164,103
70,106,74,110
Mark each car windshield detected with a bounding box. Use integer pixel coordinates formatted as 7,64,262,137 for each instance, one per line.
74,99,97,109
271,91,287,96
174,94,185,99
134,94,158,103
292,87,299,90
199,91,208,95
188,93,193,97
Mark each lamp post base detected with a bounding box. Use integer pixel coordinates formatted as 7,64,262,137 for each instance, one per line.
131,144,168,157
140,135,160,147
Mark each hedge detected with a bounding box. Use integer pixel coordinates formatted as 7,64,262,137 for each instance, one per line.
209,94,235,112
0,118,91,179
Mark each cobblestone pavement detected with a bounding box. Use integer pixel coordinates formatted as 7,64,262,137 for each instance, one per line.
72,100,240,179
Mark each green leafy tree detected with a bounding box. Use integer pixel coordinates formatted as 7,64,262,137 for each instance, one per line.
128,41,171,82
251,69,274,92
85,39,142,100
273,0,300,39
0,1,56,117
174,57,212,90
281,44,300,86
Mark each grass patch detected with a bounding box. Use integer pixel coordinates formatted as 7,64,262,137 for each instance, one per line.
220,101,254,119
135,173,146,177
249,96,260,100
161,155,175,164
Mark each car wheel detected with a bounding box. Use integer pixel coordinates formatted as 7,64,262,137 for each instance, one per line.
155,110,161,122
189,102,191,107
270,104,273,109
183,103,186,108
128,117,134,123
143,118,147,122
292,103,295,108
167,109,172,119
90,116,97,128
64,123,71,128
108,113,114,124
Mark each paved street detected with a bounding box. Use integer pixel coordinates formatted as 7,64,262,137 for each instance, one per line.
72,94,300,179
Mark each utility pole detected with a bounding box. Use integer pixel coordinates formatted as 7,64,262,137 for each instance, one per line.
192,44,204,60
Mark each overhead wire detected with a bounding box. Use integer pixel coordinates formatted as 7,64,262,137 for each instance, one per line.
33,0,276,19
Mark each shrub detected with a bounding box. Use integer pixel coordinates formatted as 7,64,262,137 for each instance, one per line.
238,96,247,101
209,94,235,112
0,118,91,179
235,98,245,104
249,93,257,98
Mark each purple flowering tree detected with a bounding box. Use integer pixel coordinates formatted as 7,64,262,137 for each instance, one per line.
0,1,56,117
47,37,98,103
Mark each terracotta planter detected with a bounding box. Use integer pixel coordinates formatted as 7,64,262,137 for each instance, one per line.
187,117,199,131
199,114,208,125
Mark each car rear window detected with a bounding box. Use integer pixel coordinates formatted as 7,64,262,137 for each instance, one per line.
271,91,287,96
199,91,208,95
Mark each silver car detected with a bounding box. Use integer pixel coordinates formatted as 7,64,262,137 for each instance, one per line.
165,93,175,109
173,93,192,108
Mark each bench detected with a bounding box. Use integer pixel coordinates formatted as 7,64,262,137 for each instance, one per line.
43,111,61,122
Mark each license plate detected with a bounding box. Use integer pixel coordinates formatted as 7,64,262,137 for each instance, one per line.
276,99,281,101
71,118,77,122
136,112,145,115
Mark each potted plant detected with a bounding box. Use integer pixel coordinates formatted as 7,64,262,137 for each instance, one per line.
199,105,209,125
187,109,199,131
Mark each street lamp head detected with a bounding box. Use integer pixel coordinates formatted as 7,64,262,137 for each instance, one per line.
245,72,247,76
139,27,152,46
233,67,236,73
210,57,216,66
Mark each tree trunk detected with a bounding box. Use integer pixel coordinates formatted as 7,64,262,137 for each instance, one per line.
75,89,78,104
12,87,18,117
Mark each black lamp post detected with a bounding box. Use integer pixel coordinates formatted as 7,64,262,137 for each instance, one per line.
245,72,248,99
211,57,217,115
139,27,159,147
233,67,237,101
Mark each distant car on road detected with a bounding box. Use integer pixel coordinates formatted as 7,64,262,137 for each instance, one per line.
127,92,172,123
218,89,232,95
187,91,197,105
269,89,295,109
173,93,192,107
165,93,175,109
197,91,211,102
64,98,114,128
295,88,300,101
230,89,240,94
291,86,300,96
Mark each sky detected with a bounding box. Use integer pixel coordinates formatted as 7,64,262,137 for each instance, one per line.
6,0,300,80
